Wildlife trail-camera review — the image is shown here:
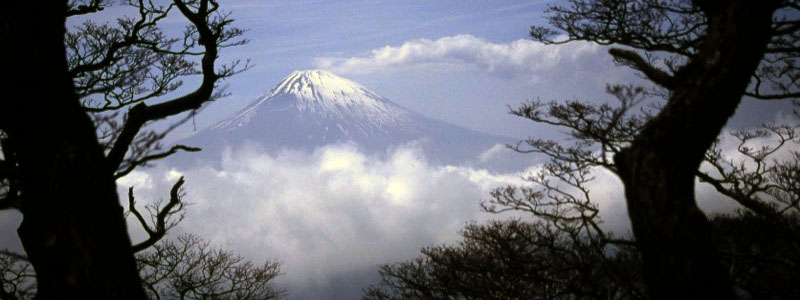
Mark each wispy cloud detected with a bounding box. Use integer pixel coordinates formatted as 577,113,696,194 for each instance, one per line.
315,34,608,83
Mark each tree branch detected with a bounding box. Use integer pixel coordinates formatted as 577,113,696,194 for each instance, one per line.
127,187,153,236
696,171,782,220
744,91,800,100
130,176,185,253
106,0,225,172
115,144,200,179
66,0,105,17
0,249,28,262
609,48,675,89
68,2,174,78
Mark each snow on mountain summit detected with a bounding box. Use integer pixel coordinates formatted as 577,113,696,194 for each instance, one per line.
215,70,412,134
175,70,528,171
271,69,389,108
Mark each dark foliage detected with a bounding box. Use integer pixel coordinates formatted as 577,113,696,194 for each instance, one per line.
1,234,284,300
368,0,800,296
365,220,645,300
529,0,799,298
0,0,256,298
137,234,284,300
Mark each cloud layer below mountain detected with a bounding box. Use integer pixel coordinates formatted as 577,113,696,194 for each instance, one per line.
120,144,527,297
116,119,799,299
119,143,635,298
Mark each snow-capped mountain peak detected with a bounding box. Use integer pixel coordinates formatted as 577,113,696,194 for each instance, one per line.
269,69,381,106
215,69,412,133
176,69,526,171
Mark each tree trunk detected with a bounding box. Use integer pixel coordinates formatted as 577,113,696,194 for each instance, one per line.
0,2,146,299
614,1,779,299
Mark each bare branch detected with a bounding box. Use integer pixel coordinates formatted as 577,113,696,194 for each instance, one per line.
0,250,27,262
609,48,675,89
136,234,284,300
696,171,782,219
130,177,186,253
66,0,106,17
365,220,644,300
106,0,245,172
0,250,35,299
115,144,200,179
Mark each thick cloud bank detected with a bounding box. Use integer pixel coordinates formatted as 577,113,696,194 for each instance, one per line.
116,124,794,299
119,144,535,298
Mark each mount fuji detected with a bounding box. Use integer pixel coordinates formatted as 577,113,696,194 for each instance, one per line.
173,70,527,170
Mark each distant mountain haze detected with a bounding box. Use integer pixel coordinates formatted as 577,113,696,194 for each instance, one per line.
171,70,532,170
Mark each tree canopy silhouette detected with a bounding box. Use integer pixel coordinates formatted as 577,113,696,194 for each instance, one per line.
368,1,800,299
366,101,799,299
0,0,252,298
528,1,800,298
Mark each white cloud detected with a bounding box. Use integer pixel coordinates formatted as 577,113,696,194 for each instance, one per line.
695,119,800,214
478,143,511,163
165,169,184,182
116,169,153,190
315,34,609,83
585,167,630,233
117,137,773,297
124,144,531,295
310,34,649,141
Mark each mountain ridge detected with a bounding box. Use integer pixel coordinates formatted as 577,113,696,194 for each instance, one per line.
171,70,529,171
214,70,415,136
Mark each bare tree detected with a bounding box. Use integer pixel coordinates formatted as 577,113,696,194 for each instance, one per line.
0,0,248,297
364,220,644,300
137,234,284,300
0,252,36,300
368,0,800,297
503,92,799,299
1,235,283,300
365,107,649,298
1,176,283,300
366,93,799,300
527,0,800,297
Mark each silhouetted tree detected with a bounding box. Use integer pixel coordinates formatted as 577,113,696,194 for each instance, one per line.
712,212,800,300
366,98,799,300
0,0,247,297
2,177,283,299
0,251,35,300
526,0,800,298
1,234,284,300
368,0,800,294
364,220,645,300
139,234,284,300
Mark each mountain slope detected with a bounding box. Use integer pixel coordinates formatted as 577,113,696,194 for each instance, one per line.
173,70,526,170
214,70,416,137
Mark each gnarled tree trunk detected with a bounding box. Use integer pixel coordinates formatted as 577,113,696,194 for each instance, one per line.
615,1,780,299
0,2,146,299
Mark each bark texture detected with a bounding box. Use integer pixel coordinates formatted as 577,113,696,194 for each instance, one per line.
614,1,780,299
0,2,146,299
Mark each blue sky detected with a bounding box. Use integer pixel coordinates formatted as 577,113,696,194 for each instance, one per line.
69,0,792,140
181,0,793,141
222,1,550,67
193,0,560,140
140,0,617,140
